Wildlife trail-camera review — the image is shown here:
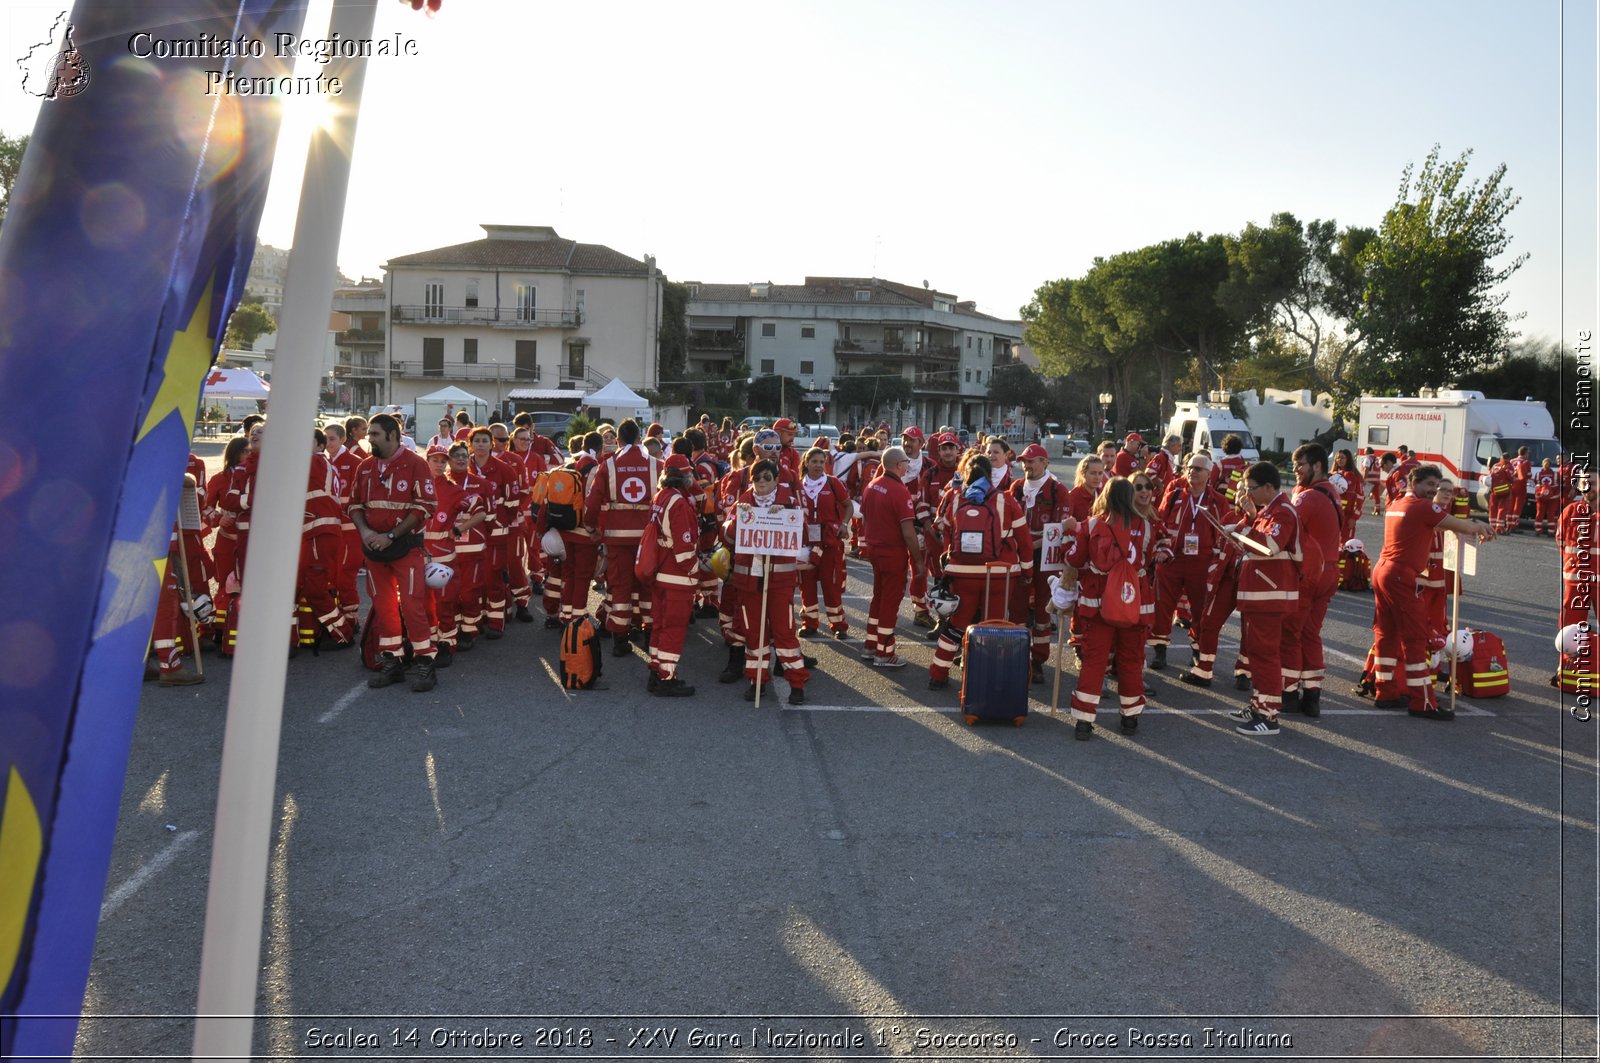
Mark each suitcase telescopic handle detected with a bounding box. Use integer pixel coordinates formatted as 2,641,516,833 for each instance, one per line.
983,560,1010,621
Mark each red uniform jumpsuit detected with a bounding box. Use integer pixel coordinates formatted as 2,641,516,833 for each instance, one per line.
929,486,1021,683
585,444,660,637
861,469,917,662
904,453,935,617
646,485,702,682
1362,452,1384,514
1212,454,1251,505
798,472,852,636
350,447,437,661
1111,448,1141,479
1372,493,1451,711
447,464,494,638
1334,471,1364,540
1069,514,1158,724
1281,481,1342,698
723,485,810,690
509,443,546,608
1233,492,1302,721
470,451,520,632
1557,498,1598,630
1144,448,1179,493
1011,473,1071,666
548,456,601,626
1387,457,1419,505
1533,467,1561,535
327,444,367,625
922,459,958,591
716,465,752,649
298,453,355,647
1150,481,1232,657
1508,455,1532,531
1486,459,1514,533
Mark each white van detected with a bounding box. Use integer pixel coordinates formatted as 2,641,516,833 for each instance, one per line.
1166,399,1260,462
1356,390,1560,495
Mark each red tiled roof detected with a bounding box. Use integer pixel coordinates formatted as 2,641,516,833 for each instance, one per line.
387,236,649,275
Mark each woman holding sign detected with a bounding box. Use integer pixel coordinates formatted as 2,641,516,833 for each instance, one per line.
723,459,811,704
1010,444,1072,683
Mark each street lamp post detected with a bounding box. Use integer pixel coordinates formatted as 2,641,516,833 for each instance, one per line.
1098,391,1114,439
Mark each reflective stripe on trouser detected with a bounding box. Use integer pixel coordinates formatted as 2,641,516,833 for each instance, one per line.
603,538,646,635
298,534,354,643
150,561,185,672
740,578,807,686
648,585,694,680
366,548,435,659
1240,606,1286,720
928,574,985,682
865,551,909,659
338,527,362,619
1150,561,1209,646
484,537,511,629
1372,565,1434,710
719,580,745,648
559,540,600,624
1070,617,1146,723
1562,578,1598,631
1029,562,1057,665
508,527,531,606
799,543,846,631
1188,569,1237,680
1280,575,1335,693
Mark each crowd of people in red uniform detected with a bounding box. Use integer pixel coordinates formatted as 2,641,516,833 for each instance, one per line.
147,411,1595,740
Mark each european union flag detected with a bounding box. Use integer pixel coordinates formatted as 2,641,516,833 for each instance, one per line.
0,1,308,1056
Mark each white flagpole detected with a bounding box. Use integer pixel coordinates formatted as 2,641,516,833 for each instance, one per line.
193,2,378,1058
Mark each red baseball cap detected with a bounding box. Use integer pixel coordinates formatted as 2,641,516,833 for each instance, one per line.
933,432,960,447
426,443,449,457
1020,443,1049,461
664,454,693,473
814,436,832,450
773,418,798,432
901,426,925,442
1125,432,1144,444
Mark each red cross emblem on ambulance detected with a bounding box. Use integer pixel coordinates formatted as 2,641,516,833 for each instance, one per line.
620,476,648,503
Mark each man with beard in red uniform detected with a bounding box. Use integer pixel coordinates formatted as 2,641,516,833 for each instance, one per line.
1150,452,1231,673
1280,443,1343,718
586,419,660,654
352,414,439,692
860,446,924,667
1011,443,1072,682
1372,465,1494,718
646,454,703,698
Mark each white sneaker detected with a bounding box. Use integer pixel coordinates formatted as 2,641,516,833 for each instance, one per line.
873,655,908,669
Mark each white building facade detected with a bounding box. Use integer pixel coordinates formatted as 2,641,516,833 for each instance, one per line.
685,277,1025,432
385,225,662,412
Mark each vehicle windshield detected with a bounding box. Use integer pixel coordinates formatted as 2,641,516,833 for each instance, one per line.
1498,437,1563,465
1209,429,1256,450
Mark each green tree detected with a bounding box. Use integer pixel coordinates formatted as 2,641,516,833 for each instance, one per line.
0,132,28,232
1351,145,1527,395
656,281,690,400
746,374,802,418
224,301,276,350
831,370,912,424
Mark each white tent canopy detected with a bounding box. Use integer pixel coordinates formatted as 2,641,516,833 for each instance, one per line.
201,366,270,398
414,385,489,434
585,377,648,408
415,384,488,406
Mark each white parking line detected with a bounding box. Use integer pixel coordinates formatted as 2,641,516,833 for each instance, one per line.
100,830,200,921
317,681,369,724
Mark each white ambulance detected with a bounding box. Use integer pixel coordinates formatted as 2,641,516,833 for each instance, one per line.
1166,397,1260,462
1355,389,1561,494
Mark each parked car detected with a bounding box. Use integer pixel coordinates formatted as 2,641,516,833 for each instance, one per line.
793,423,840,451
527,411,575,447
1064,437,1091,457
738,416,776,432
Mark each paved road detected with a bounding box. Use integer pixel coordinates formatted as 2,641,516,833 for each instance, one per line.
73,450,1598,1061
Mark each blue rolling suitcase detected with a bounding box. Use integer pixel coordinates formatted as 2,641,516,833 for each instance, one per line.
960,562,1030,727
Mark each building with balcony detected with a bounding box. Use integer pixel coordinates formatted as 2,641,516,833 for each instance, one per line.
684,276,1024,432
384,224,662,413
331,281,387,413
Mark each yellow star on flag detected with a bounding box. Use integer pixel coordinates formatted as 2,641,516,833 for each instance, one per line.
137,276,218,443
95,486,172,641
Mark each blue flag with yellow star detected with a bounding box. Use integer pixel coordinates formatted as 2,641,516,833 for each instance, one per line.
0,1,309,1055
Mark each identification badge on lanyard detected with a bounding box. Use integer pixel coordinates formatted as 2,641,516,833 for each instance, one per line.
1183,533,1200,556
807,524,822,544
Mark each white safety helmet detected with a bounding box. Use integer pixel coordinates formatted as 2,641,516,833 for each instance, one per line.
541,527,567,560
1444,628,1474,661
928,584,961,619
1343,538,1365,553
423,561,455,590
1048,573,1078,612
1556,623,1592,657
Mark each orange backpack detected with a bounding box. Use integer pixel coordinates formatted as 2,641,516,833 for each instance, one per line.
559,616,602,689
539,466,585,531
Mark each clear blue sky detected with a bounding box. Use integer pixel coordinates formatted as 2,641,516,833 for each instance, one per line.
3,0,1594,349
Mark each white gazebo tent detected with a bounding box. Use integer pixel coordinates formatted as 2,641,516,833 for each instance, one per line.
201,366,271,398
414,385,490,436
585,376,651,425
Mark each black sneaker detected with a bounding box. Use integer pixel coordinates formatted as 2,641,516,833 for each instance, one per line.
719,646,744,683
544,616,562,630
743,682,765,702
657,677,696,698
832,627,851,641
409,655,438,693
1179,672,1212,689
455,632,475,652
1228,705,1254,721
527,580,544,596
695,603,721,619
1409,705,1455,721
368,654,406,689
1373,697,1410,710
1235,711,1280,736
611,638,632,658
1030,662,1045,685
1149,644,1167,671
1280,689,1301,715
788,687,806,706
1300,689,1322,717
433,646,454,669
799,627,819,639
802,655,818,669
482,626,504,641
515,604,535,623
1074,720,1094,741
1233,673,1251,691
1120,714,1139,734
928,676,950,690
